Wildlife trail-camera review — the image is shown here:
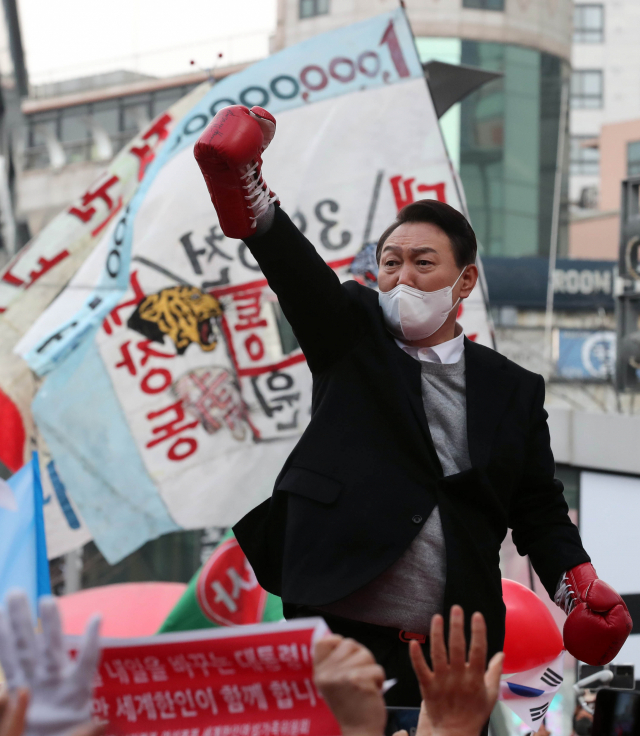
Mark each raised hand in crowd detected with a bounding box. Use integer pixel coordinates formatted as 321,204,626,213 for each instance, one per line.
0,592,101,736
0,689,29,736
408,605,504,736
313,634,387,736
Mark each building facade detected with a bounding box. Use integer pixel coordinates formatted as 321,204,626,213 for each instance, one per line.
15,65,246,237
273,0,573,260
568,0,640,257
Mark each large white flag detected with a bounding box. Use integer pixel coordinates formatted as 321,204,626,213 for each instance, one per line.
23,9,492,562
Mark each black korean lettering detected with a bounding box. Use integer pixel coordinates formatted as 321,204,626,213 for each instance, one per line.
182,226,233,280
204,226,233,262
180,231,206,274
251,371,300,426
202,268,231,288
314,200,351,250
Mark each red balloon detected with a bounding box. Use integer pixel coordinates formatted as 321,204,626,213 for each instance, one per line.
57,582,186,638
502,578,564,674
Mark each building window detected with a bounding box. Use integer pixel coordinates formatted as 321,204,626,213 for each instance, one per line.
463,0,504,8
570,135,599,175
574,4,604,43
627,141,640,177
571,70,603,109
23,83,196,170
299,0,329,19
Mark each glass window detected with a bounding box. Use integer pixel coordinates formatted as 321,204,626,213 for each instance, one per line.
91,100,119,138
59,105,90,143
628,141,640,177
574,4,604,43
571,135,599,175
463,0,504,9
571,70,603,109
299,0,329,19
556,465,579,510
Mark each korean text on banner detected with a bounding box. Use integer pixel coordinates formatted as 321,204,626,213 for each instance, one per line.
159,530,283,633
28,8,493,564
0,82,211,480
90,618,339,736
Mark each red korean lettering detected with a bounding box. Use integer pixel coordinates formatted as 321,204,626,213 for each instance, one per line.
146,400,198,461
416,182,446,202
137,339,174,365
390,175,415,211
2,251,70,289
141,368,172,394
115,341,137,375
233,291,267,331
245,334,265,362
27,252,71,287
130,114,171,179
142,113,172,144
69,176,119,223
390,175,446,211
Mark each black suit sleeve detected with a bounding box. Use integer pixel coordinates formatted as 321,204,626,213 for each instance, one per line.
508,375,590,599
243,206,362,373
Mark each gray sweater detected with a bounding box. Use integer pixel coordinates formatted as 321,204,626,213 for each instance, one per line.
319,354,471,633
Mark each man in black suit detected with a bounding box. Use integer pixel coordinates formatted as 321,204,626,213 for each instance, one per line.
194,105,631,706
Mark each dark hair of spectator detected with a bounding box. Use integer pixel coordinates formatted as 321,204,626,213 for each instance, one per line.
376,199,478,268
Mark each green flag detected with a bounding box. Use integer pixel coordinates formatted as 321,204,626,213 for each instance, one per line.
159,530,283,633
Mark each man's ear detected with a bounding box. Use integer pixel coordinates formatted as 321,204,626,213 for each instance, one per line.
460,264,479,298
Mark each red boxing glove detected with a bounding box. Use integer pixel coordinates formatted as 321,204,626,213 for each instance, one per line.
555,563,632,665
194,105,278,239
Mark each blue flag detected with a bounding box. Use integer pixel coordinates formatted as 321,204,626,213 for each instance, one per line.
0,452,51,614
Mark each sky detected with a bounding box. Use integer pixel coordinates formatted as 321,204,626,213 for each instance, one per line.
17,0,277,86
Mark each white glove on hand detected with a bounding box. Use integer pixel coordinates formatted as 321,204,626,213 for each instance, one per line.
0,592,101,736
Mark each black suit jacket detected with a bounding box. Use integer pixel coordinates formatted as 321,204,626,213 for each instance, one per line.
234,206,590,657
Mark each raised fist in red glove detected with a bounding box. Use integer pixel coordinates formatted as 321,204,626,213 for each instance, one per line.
194,104,278,240
555,563,632,665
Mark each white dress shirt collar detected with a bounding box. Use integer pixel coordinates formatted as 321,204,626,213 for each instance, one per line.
394,324,465,365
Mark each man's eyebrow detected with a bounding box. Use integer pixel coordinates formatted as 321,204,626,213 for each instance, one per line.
380,244,438,255
409,246,438,255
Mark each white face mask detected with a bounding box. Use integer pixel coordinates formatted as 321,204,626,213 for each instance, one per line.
378,267,467,342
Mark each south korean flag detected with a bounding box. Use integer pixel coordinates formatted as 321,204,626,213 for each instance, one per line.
499,652,565,729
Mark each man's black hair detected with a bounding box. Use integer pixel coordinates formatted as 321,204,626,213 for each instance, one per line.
376,199,477,268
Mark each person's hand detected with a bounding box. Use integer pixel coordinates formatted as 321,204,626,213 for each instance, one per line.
0,688,29,736
313,634,387,736
408,606,504,736
0,592,101,736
